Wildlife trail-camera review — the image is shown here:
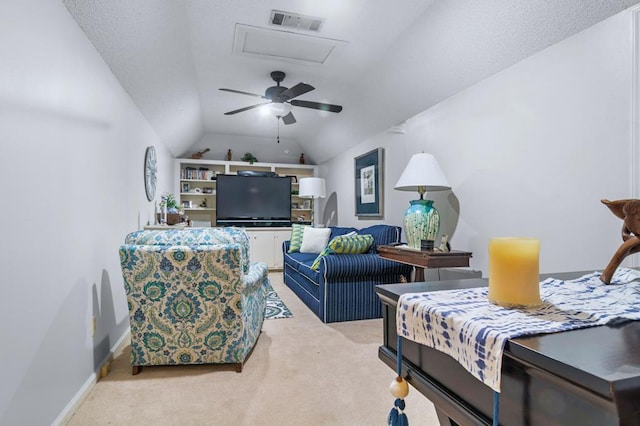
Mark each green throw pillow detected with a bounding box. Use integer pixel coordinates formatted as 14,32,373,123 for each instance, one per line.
311,246,331,270
288,223,310,253
329,234,374,254
311,234,374,270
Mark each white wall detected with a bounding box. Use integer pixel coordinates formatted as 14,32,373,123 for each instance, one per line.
322,7,637,276
0,1,173,424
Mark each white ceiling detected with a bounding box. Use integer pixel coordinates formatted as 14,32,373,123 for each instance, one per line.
62,0,639,164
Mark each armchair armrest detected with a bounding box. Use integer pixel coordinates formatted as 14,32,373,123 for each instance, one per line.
244,262,269,294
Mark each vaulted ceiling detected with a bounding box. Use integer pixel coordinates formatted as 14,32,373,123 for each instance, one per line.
62,0,639,164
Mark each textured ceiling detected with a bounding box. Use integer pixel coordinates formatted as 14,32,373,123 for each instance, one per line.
62,0,639,164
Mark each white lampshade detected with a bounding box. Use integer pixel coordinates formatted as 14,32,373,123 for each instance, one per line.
394,153,450,192
299,177,326,198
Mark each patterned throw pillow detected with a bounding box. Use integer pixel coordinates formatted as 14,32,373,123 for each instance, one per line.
288,223,310,253
311,234,374,270
329,234,374,254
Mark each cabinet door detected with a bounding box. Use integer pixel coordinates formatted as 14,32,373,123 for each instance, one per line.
248,231,276,268
272,229,290,269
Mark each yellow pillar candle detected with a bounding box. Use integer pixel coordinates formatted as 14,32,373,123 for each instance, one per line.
488,237,541,308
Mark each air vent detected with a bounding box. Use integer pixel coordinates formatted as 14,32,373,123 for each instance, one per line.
270,10,325,32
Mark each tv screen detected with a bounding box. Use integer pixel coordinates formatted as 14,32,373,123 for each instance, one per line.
216,175,291,226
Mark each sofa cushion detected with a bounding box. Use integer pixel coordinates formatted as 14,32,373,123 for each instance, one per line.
288,223,310,253
300,227,331,254
284,251,318,272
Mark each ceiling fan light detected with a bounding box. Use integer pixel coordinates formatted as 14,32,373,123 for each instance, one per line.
270,102,292,117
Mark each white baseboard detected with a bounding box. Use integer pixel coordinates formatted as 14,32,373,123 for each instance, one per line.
52,329,130,426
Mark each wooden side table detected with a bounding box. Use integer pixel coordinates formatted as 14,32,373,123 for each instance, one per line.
377,245,472,281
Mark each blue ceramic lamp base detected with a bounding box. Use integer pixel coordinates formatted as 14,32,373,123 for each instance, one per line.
403,199,440,250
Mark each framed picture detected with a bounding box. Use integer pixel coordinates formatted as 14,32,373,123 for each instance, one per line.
354,148,384,218
181,182,190,193
182,200,192,208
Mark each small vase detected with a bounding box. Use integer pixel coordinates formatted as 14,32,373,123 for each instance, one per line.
403,199,440,250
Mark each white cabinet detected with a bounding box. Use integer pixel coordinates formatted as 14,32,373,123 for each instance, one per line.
245,228,291,270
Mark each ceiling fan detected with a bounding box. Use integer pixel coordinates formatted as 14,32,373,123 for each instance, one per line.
219,71,343,125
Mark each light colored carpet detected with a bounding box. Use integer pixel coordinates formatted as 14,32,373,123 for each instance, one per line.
65,274,439,426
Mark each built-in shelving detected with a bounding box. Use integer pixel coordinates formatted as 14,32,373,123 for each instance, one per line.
174,158,317,227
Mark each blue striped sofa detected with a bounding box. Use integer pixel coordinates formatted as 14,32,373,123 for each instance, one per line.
282,225,412,323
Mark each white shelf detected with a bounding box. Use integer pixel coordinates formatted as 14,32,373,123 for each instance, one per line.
175,158,318,227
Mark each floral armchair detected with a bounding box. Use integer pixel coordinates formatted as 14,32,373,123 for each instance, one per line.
119,228,268,374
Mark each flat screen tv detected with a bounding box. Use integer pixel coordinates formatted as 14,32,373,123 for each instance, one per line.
216,174,291,227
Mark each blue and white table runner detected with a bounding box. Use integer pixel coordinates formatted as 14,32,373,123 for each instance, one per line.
397,268,640,392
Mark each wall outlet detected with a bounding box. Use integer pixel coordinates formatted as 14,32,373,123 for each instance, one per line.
91,316,97,337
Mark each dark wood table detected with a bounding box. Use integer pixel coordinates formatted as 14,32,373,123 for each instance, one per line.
376,273,640,426
377,245,472,281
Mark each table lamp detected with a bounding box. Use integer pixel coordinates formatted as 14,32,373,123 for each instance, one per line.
394,153,450,250
298,177,326,226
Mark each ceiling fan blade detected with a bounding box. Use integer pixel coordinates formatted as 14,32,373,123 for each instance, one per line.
281,111,296,125
224,102,271,115
275,83,315,102
219,88,266,99
290,99,343,113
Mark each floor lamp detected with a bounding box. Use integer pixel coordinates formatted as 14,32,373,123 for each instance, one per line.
298,177,326,226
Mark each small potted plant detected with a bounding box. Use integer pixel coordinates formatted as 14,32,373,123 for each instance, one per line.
158,193,185,225
241,152,258,164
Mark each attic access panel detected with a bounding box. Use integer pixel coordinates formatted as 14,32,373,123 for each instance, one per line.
233,24,346,65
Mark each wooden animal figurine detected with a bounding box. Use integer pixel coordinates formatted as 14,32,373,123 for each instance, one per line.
600,198,640,283
190,148,210,159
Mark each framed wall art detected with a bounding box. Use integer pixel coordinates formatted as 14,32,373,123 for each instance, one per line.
354,148,384,218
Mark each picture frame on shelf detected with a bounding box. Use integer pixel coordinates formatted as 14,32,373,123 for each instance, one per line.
292,202,300,209
182,200,192,208
302,200,311,209
354,147,384,218
181,183,190,193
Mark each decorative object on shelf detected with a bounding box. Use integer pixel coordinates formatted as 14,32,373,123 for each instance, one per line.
394,153,450,250
354,148,384,218
299,153,305,164
600,198,640,283
181,183,190,193
488,237,541,308
199,199,207,208
241,152,258,164
299,177,326,226
144,146,157,202
226,149,232,161
190,148,210,159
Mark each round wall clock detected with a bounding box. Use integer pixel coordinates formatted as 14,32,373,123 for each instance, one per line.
144,146,157,201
